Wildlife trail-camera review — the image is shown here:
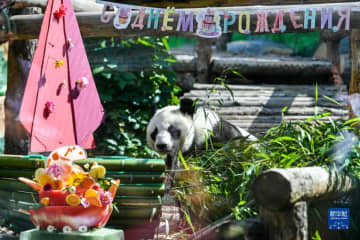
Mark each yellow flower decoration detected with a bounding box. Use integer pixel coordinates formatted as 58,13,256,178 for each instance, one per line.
71,171,86,186
39,174,54,186
54,59,65,68
89,165,106,179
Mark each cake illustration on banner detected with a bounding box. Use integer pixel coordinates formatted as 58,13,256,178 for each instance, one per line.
196,8,222,38
18,145,120,232
113,7,131,29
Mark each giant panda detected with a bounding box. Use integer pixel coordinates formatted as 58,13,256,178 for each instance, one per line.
146,98,257,173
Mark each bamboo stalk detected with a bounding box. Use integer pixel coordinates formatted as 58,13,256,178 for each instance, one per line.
0,168,34,178
76,158,165,172
108,217,160,229
0,179,37,192
0,179,165,197
117,184,165,196
107,171,164,184
0,189,38,203
114,196,162,207
0,155,165,172
0,155,45,169
111,206,161,219
0,169,164,183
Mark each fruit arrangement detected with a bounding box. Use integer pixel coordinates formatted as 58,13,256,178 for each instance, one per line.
18,145,120,233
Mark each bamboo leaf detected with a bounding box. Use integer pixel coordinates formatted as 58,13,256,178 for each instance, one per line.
178,151,189,170
323,95,340,105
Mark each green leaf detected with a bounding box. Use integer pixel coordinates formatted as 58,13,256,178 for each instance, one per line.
312,230,322,240
178,151,189,170
161,37,170,51
92,66,104,74
343,117,360,126
322,95,340,105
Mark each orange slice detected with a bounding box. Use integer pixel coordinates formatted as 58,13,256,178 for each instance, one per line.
65,193,81,206
40,197,50,206
84,188,99,198
81,177,95,189
86,196,102,207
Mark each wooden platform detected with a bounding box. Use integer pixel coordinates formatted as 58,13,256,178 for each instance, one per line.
184,84,348,136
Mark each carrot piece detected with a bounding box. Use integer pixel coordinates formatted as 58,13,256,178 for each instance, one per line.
108,179,120,199
18,177,41,191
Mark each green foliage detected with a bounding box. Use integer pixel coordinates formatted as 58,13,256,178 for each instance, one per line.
86,37,180,157
175,94,360,232
312,230,322,240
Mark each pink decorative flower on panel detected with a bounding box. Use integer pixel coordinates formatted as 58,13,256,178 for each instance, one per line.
54,4,66,20
76,77,89,89
45,101,55,113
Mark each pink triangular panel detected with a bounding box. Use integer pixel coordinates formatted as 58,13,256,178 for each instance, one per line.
19,0,104,153
19,0,54,133
30,0,76,152
63,0,104,147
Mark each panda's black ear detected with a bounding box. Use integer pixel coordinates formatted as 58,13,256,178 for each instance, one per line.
180,98,195,116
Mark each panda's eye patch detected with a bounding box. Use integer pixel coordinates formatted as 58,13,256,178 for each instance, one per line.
168,125,181,139
151,128,158,141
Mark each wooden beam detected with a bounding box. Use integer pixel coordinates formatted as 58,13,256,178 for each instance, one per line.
102,0,359,8
9,0,103,12
2,2,360,40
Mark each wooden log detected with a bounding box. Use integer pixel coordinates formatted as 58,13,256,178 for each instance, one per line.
252,167,356,211
4,8,41,154
349,29,360,118
260,202,308,240
102,0,359,8
320,30,347,66
3,2,360,41
196,39,212,83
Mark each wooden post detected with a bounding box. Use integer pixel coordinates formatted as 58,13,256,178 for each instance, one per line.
4,8,40,154
349,29,360,118
196,39,212,83
320,31,347,67
216,33,231,52
260,202,308,240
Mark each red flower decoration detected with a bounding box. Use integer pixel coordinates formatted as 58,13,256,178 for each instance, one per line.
54,4,66,20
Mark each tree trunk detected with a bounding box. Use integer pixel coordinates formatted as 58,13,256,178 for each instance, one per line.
4,8,40,154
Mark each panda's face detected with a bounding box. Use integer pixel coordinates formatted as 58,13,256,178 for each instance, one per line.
146,106,194,155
